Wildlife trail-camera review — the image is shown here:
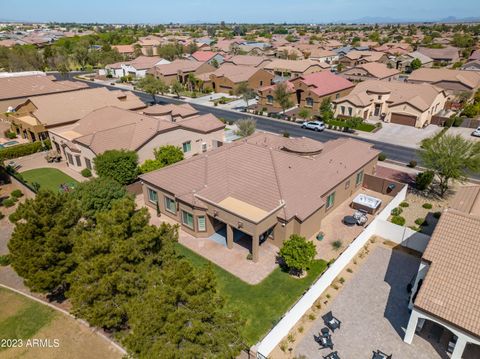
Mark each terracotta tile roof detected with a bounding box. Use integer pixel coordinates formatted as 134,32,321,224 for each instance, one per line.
112,45,135,54
414,208,480,338
151,59,209,76
344,62,400,79
417,46,459,61
223,55,272,68
191,51,218,62
71,106,177,154
19,87,145,127
408,68,480,90
142,103,198,118
140,132,379,222
295,71,354,97
263,59,325,73
211,63,266,83
106,56,166,70
343,50,386,62
0,75,88,101
449,185,480,217
334,80,444,112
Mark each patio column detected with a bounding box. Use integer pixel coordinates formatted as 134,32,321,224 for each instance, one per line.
252,234,259,263
451,336,467,359
226,224,233,249
404,308,420,344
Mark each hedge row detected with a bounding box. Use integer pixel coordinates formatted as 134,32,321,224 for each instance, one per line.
0,140,51,161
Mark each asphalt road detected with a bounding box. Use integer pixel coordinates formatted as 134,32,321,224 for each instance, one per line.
58,75,418,166
54,72,479,181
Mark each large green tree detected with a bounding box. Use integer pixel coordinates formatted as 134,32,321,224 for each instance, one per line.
136,76,168,103
273,82,293,118
420,134,480,196
72,177,128,221
68,198,177,329
139,145,184,174
94,149,139,185
236,118,256,138
235,82,256,109
279,234,317,276
124,261,244,359
8,190,81,293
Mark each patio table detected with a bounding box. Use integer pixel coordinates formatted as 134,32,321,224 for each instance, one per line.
343,215,356,226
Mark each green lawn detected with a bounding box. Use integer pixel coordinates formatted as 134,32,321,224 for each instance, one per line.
20,168,78,192
175,244,328,345
0,288,56,351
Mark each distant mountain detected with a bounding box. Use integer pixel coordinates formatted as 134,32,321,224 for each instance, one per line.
340,15,480,24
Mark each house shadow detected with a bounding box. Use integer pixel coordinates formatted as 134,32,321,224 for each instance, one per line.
382,248,421,339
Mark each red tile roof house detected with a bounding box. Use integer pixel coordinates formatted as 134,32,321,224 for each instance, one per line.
99,56,170,79
48,103,225,174
257,71,354,114
189,50,225,66
404,186,480,359
139,132,383,262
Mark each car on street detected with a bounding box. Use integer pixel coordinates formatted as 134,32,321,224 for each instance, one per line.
301,120,325,132
472,126,480,137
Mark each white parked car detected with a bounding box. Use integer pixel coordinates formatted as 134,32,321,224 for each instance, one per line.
301,120,325,132
472,126,480,137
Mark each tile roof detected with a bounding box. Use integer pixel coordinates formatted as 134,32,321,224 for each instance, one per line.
344,62,400,79
211,63,266,83
0,75,88,101
414,208,480,338
408,68,480,90
112,44,135,54
263,59,325,73
449,185,480,217
106,56,167,70
151,59,209,76
19,87,145,127
294,71,354,97
334,80,444,112
223,55,271,67
140,132,379,222
191,51,218,62
417,46,459,61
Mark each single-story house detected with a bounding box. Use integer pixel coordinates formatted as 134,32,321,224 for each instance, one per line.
408,68,480,93
460,60,480,72
0,74,88,114
8,87,145,142
337,50,388,67
112,44,136,59
99,56,170,78
339,62,400,82
333,80,447,128
222,55,272,68
405,185,480,359
140,132,380,262
148,59,216,85
416,46,460,65
48,104,225,174
258,71,354,114
392,51,434,72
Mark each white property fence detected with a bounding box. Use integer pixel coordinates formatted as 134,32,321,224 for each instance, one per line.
256,185,431,358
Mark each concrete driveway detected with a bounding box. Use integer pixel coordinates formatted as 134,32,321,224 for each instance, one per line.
357,123,441,149
446,126,480,142
294,246,443,359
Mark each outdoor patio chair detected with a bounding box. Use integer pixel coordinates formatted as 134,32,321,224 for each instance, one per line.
323,351,340,359
321,327,330,336
323,311,341,332
372,350,392,359
353,209,368,226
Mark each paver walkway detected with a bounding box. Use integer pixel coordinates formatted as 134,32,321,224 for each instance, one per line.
295,246,442,359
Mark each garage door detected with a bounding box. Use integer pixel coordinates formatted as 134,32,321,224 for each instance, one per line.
390,113,417,127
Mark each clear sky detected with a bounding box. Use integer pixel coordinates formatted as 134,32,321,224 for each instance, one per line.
1,0,478,24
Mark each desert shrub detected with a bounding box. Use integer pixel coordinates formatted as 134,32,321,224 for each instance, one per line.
10,189,23,198
408,160,417,168
81,168,92,178
2,198,15,207
415,170,434,191
0,254,10,266
391,215,406,226
378,153,387,161
400,201,409,207
346,268,353,273
422,203,433,209
415,217,428,226
391,207,403,216
331,240,343,251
